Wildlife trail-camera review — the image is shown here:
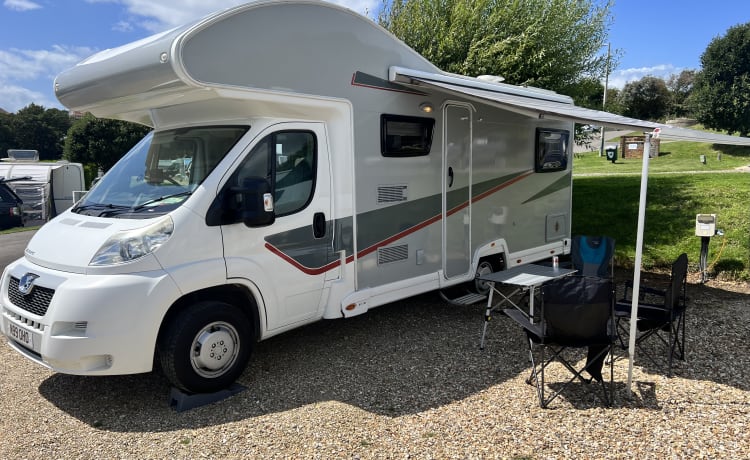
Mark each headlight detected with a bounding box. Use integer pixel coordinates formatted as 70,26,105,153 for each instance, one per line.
89,216,174,266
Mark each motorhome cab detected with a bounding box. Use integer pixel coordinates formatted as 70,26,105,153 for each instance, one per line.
1,0,595,393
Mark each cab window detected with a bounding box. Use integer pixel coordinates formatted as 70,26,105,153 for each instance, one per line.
233,131,316,216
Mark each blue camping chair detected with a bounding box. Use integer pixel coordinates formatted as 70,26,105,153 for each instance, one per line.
571,235,615,279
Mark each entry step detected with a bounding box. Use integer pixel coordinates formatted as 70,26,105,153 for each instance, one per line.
439,290,487,306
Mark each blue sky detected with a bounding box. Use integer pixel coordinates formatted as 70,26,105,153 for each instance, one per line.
0,0,748,113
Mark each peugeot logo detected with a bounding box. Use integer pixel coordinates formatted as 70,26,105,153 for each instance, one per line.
18,273,40,296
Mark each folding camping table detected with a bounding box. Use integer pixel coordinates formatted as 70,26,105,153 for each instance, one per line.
478,263,577,349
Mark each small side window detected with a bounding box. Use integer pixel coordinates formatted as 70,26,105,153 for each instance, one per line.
535,128,570,173
381,114,435,157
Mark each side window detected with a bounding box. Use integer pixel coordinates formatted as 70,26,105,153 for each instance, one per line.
233,130,316,216
381,114,435,157
535,128,570,173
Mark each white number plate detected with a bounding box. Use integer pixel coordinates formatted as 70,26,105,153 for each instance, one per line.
5,318,34,349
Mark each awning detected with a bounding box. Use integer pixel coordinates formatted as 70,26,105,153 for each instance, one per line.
391,65,750,396
390,66,750,146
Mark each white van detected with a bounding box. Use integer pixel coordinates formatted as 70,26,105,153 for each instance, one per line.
6,0,742,394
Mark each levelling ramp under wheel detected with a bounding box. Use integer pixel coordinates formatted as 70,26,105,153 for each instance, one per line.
439,288,487,306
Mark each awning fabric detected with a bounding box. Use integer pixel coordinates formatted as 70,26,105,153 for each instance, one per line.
390,66,750,146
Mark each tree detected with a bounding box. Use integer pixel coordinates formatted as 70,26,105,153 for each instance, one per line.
378,0,616,93
690,22,750,136
0,112,14,158
617,76,670,121
63,114,151,172
563,77,604,111
666,70,696,118
11,104,71,160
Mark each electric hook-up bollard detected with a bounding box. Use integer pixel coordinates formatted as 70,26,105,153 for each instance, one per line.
695,214,722,283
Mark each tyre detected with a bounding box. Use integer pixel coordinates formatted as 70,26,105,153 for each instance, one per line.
471,258,497,295
158,301,253,393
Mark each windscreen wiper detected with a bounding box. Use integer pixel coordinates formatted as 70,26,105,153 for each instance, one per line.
132,190,193,211
72,202,130,215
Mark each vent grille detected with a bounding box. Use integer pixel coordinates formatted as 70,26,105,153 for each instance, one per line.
377,185,408,204
8,276,54,317
378,244,408,265
3,308,45,332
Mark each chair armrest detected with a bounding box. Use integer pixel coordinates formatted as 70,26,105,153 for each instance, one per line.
621,280,666,302
615,299,670,320
502,308,543,340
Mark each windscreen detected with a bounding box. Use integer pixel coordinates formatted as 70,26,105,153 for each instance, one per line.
73,125,248,218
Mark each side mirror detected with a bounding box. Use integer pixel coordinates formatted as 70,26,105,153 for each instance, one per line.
231,177,275,227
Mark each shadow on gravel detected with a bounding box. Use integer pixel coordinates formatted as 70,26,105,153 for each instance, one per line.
36,278,750,432
37,291,530,432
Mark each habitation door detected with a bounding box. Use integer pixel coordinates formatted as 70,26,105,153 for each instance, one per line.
443,104,472,279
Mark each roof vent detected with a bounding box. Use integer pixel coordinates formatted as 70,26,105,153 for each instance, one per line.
6,150,39,161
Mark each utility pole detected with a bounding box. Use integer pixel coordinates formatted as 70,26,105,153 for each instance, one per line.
599,42,611,157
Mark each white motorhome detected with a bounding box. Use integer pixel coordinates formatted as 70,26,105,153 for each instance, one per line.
5,0,747,394
0,150,85,221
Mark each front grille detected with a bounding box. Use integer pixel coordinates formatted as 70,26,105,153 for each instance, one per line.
8,276,55,317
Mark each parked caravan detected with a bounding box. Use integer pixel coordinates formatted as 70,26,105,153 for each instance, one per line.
0,150,85,222
5,1,747,394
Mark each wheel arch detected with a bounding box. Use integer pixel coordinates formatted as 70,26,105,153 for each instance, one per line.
157,283,262,347
474,240,507,274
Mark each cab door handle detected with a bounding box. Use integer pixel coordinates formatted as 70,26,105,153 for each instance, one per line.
313,212,326,238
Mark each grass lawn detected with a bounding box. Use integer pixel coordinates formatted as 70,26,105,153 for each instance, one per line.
572,137,750,280
0,225,39,235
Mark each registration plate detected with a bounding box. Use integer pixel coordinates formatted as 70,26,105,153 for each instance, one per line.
5,319,34,349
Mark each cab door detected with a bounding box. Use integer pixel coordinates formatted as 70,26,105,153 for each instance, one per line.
221,122,333,331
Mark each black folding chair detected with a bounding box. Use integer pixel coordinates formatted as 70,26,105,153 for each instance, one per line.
504,275,616,408
615,253,688,377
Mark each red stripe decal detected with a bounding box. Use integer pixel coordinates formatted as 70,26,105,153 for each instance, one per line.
267,170,533,274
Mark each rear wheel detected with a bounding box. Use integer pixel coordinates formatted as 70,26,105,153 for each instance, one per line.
472,259,495,295
158,301,253,393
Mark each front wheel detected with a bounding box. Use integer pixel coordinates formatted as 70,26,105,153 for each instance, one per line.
158,301,253,393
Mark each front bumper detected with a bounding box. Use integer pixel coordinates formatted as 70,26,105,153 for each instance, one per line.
0,258,181,375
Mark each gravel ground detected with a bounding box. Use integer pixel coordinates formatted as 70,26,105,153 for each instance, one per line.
1,272,748,459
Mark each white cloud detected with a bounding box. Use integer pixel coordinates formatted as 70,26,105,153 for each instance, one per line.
0,46,96,112
0,46,96,81
0,83,57,112
3,0,42,11
113,20,133,32
608,64,683,89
